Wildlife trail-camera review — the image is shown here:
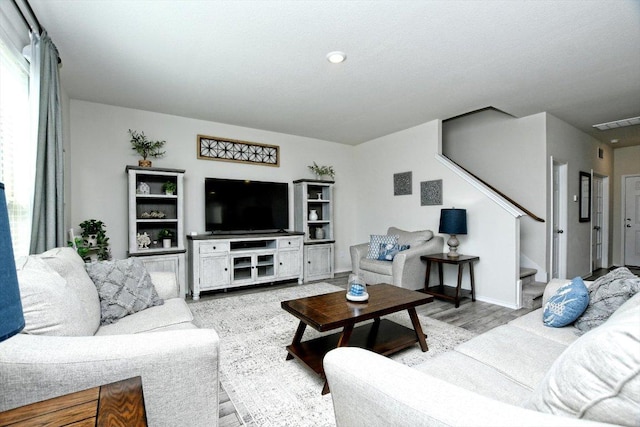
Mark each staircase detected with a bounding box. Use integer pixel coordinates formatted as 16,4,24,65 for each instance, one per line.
520,268,546,309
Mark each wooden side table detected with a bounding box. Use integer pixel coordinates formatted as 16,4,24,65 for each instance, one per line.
0,377,147,427
421,253,479,308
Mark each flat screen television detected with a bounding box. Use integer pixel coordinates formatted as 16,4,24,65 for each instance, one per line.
205,178,289,233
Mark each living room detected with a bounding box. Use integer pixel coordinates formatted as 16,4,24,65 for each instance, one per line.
1,1,639,426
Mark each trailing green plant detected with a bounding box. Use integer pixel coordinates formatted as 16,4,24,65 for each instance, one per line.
308,162,335,179
162,181,177,194
77,219,111,261
128,129,166,160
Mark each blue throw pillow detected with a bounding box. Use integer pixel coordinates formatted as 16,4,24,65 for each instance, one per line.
377,243,410,261
543,277,589,328
366,234,398,259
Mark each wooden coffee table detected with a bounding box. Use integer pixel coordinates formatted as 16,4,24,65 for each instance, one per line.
281,283,433,394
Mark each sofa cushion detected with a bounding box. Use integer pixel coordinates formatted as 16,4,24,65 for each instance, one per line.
366,234,398,260
415,351,532,406
542,277,589,328
15,256,95,336
387,227,433,248
359,258,393,276
38,247,101,335
85,258,164,325
454,325,569,390
574,267,640,334
526,295,640,426
377,243,410,261
508,309,580,346
95,299,194,335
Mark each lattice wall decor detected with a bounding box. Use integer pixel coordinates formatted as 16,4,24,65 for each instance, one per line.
421,179,443,206
197,135,280,167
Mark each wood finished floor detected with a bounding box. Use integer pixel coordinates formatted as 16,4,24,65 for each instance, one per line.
209,272,537,426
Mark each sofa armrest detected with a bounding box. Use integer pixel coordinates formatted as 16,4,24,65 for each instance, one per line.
0,329,219,427
350,243,370,275
391,236,444,289
324,347,613,427
149,271,179,300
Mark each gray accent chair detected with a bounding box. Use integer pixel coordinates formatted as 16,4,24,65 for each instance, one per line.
0,247,219,427
350,226,444,290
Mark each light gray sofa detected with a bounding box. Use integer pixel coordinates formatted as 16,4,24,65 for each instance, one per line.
350,227,444,290
0,247,220,427
325,278,640,426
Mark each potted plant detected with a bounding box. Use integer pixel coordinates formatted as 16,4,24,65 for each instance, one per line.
158,228,174,249
308,162,335,180
162,181,177,195
76,219,111,261
129,129,166,167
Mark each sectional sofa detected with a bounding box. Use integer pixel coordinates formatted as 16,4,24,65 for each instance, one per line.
325,274,640,426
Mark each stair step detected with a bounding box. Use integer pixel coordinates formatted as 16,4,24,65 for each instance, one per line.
521,282,546,309
519,268,537,279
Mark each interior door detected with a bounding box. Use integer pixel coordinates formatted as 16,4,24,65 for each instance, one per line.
592,176,604,270
552,162,567,278
624,175,640,267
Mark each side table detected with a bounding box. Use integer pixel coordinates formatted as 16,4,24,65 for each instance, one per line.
0,376,147,426
421,253,479,308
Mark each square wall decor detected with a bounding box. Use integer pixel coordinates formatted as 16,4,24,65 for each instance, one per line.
421,179,442,206
197,134,279,167
394,172,412,195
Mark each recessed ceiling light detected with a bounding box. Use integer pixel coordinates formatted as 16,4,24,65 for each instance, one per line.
592,116,640,130
610,139,619,143
326,51,346,64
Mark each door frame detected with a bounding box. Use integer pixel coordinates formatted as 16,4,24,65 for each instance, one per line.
550,158,568,279
622,174,640,266
591,173,609,271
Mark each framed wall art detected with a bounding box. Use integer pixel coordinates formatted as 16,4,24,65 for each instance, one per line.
197,134,280,167
421,179,443,206
394,172,412,195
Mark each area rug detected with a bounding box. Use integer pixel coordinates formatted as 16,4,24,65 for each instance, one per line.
189,283,476,426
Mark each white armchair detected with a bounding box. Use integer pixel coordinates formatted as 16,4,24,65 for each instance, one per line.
350,227,444,290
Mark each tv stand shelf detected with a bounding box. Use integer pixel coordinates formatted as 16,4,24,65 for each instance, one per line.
187,232,304,299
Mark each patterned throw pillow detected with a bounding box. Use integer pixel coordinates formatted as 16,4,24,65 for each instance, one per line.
366,234,399,259
377,243,410,261
85,258,164,325
574,267,640,334
543,277,589,328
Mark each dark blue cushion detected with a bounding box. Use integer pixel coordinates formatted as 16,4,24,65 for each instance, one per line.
543,277,589,328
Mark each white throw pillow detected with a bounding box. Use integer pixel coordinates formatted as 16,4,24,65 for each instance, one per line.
16,256,95,336
526,297,640,426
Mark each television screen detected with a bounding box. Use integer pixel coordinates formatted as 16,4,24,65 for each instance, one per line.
205,178,289,233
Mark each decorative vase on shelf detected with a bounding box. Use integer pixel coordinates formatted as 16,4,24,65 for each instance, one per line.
315,227,324,239
309,210,318,221
162,238,172,249
138,159,152,167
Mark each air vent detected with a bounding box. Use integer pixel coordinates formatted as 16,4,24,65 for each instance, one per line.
592,116,640,130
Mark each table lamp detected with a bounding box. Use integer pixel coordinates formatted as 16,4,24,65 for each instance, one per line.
439,208,467,259
0,182,25,342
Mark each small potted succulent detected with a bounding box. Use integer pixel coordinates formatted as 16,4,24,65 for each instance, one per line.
129,129,166,167
162,181,177,195
158,228,174,249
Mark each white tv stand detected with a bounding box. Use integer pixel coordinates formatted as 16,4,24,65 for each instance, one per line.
187,232,304,300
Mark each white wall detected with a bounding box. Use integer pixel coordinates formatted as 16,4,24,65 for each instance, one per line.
68,100,357,272
353,120,522,308
546,114,613,278
442,110,547,280
613,145,640,265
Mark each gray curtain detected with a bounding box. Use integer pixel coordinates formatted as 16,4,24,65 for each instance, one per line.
29,30,64,254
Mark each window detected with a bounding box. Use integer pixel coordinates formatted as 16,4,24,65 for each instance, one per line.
0,36,34,256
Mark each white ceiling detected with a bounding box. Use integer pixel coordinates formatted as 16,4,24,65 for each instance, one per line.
27,0,640,146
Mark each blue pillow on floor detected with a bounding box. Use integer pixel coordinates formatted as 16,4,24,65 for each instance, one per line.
543,277,589,328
